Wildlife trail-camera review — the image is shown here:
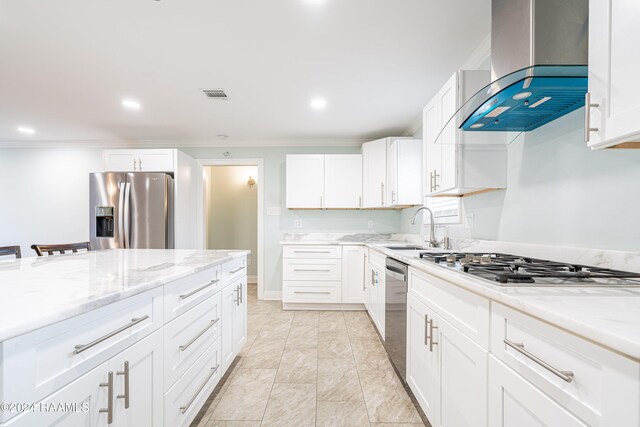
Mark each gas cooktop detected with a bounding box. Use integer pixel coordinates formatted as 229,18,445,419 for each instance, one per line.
417,252,640,287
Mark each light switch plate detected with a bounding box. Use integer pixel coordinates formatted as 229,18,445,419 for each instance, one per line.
294,220,302,228
464,213,474,229
267,206,282,216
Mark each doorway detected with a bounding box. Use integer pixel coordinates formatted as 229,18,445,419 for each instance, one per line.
201,160,264,299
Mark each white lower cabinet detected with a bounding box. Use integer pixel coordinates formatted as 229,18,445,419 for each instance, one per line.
489,356,586,427
0,256,248,427
407,292,487,427
367,249,386,337
341,245,365,304
221,277,247,372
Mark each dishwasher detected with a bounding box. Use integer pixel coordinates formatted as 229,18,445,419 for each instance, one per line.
384,257,409,382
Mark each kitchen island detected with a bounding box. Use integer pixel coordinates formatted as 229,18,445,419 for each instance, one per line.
0,249,249,427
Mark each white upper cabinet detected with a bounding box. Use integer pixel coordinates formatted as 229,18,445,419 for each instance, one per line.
587,0,640,149
362,138,388,208
286,155,325,209
387,138,422,207
324,155,363,209
423,71,507,197
286,154,362,209
104,149,176,172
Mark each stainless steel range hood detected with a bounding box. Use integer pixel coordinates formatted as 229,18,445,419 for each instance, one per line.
437,0,589,143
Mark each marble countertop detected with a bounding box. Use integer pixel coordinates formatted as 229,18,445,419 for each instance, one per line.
281,236,640,361
0,249,249,342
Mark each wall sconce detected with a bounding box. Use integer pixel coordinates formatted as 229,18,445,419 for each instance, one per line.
247,176,256,187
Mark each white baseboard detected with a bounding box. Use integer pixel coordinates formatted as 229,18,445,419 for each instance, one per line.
262,291,282,301
247,275,257,284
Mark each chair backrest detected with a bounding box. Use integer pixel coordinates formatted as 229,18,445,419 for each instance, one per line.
0,246,21,259
31,242,91,256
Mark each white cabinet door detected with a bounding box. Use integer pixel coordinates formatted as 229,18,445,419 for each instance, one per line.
437,313,488,427
221,283,238,371
392,139,423,206
367,265,378,323
137,150,175,172
407,294,440,425
362,138,387,208
587,0,640,149
363,251,371,311
324,154,362,209
109,330,163,427
286,155,324,208
341,246,365,304
387,140,399,205
423,99,442,197
488,356,587,427
438,73,459,194
104,150,138,172
233,278,247,355
3,364,109,427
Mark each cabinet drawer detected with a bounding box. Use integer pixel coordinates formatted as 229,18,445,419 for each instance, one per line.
164,292,221,390
0,288,162,419
283,283,341,303
165,337,222,427
408,267,489,349
491,303,640,426
283,259,341,281
221,256,247,285
164,265,221,323
369,249,386,270
283,245,342,259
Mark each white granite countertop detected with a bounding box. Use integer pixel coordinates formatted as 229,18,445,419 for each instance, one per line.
0,249,249,342
282,235,640,361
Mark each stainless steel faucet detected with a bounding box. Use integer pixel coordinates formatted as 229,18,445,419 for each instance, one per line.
410,206,439,248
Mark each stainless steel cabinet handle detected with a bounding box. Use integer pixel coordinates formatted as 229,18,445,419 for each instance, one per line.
504,339,574,383
74,315,149,354
391,190,396,205
180,366,219,414
237,284,241,306
99,371,114,424
424,314,429,346
359,195,362,208
180,319,218,351
117,361,130,409
293,250,331,254
230,266,244,274
584,92,600,143
138,158,142,171
294,269,331,272
381,182,385,206
118,183,126,247
427,318,438,352
239,284,243,304
294,291,331,294
320,195,323,208
179,281,217,300
123,182,131,249
433,170,440,190
133,158,137,171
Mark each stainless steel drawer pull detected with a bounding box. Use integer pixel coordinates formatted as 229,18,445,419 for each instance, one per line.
179,281,216,300
99,371,114,424
180,319,219,351
229,266,245,274
504,339,574,383
293,250,331,254
427,318,438,352
584,92,600,143
294,291,331,294
424,315,429,346
74,315,149,354
294,269,331,272
180,365,219,414
117,361,130,409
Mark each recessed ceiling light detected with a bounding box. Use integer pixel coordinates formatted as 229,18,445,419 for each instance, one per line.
512,92,532,100
17,126,35,134
121,98,142,111
310,97,327,110
217,134,229,139
302,0,326,5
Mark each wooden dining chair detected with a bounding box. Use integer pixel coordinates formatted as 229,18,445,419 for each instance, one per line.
31,242,91,256
0,246,21,259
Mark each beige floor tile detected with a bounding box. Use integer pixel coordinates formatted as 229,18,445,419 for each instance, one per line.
292,311,319,327
316,400,371,427
261,383,316,427
350,337,393,371
239,338,285,369
346,320,379,339
207,421,262,427
210,369,277,421
370,423,426,427
318,332,352,358
358,369,423,423
286,328,318,349
317,357,364,401
275,347,318,383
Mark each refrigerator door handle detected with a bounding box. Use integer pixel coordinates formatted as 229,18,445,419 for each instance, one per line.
123,182,131,249
118,183,126,247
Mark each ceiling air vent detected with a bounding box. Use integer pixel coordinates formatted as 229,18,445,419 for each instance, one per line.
201,89,229,100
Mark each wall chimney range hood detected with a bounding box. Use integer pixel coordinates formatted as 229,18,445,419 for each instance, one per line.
439,0,589,142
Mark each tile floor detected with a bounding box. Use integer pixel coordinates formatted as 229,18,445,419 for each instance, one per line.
191,284,427,427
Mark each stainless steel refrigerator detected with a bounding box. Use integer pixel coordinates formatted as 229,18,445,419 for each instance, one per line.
89,173,174,250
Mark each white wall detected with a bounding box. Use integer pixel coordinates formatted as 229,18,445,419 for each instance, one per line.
206,166,259,276
0,148,103,256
